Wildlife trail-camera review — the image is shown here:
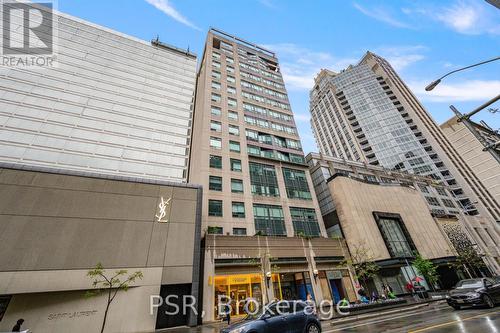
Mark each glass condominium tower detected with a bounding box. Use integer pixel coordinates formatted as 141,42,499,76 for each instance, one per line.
189,28,325,238
309,52,499,272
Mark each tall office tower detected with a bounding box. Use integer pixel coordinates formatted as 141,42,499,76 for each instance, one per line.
190,28,325,238
441,117,500,209
0,9,197,183
309,52,499,273
190,30,358,323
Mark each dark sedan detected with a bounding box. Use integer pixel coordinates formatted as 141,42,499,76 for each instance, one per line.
446,278,500,310
220,300,321,333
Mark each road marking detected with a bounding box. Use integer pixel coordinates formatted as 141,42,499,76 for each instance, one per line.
323,308,439,332
407,310,500,333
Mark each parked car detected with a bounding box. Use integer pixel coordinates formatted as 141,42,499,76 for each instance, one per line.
446,278,500,310
220,300,321,333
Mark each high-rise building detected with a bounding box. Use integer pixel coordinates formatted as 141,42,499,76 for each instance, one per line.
0,6,201,332
0,8,197,183
190,29,357,322
309,52,499,273
190,28,325,238
441,116,500,209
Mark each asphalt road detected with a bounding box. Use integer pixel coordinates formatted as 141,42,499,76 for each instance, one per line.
325,303,500,333
157,304,500,333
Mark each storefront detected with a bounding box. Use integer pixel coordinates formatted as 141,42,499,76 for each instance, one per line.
318,270,348,303
213,274,264,317
203,235,357,323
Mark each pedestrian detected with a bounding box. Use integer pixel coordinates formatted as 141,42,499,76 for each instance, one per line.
12,318,24,332
224,303,231,325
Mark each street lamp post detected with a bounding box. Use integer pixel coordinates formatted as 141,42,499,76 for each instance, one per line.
426,57,500,163
425,56,500,91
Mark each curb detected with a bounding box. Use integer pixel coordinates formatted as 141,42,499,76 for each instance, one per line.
328,300,447,326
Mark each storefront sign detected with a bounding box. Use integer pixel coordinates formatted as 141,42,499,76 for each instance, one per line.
229,276,251,285
48,310,98,320
155,196,171,223
326,270,343,280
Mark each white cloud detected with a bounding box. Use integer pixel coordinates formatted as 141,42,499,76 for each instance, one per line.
258,0,277,9
404,1,500,35
145,0,201,31
293,113,311,123
353,3,412,29
410,80,500,102
262,43,357,91
374,45,427,71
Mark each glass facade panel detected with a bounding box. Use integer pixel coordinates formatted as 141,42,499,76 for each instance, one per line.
232,202,245,218
229,141,241,152
210,137,222,149
282,168,312,200
230,159,242,172
208,199,223,217
231,179,244,193
209,176,222,191
376,217,414,258
290,207,321,237
209,155,222,169
253,204,286,236
249,162,280,197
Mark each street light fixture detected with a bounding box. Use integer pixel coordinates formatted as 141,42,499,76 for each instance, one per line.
425,56,500,91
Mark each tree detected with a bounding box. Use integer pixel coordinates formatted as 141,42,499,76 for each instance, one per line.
412,253,439,291
86,263,143,333
451,245,486,278
343,244,379,296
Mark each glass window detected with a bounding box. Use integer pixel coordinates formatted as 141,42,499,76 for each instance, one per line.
210,137,222,149
246,129,259,141
282,168,312,200
253,204,286,236
425,196,440,206
227,76,236,84
436,187,447,196
228,111,238,121
210,155,222,169
228,98,237,108
212,61,221,68
247,145,260,156
232,202,245,218
209,176,223,191
249,162,280,197
442,199,455,208
227,66,235,74
227,86,236,95
211,120,222,132
229,141,240,153
207,226,223,234
211,81,221,90
233,228,247,236
230,159,242,172
231,179,244,193
208,200,223,217
290,207,320,237
376,216,415,258
212,71,221,80
229,125,239,136
211,93,221,103
211,106,222,116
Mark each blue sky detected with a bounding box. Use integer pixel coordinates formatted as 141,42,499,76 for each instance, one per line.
59,0,500,153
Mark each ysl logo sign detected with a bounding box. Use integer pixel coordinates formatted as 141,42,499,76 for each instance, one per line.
155,196,171,223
